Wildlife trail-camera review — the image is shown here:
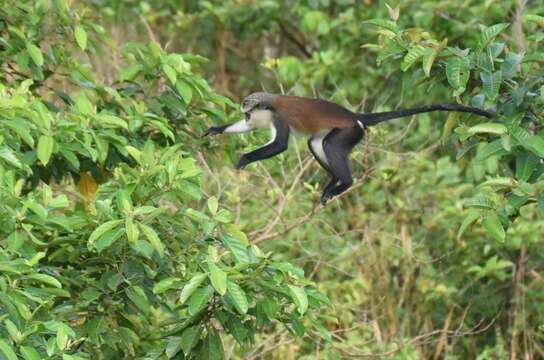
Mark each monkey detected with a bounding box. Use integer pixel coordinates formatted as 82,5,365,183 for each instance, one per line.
204,92,493,205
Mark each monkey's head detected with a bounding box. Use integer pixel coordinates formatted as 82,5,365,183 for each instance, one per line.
240,92,276,128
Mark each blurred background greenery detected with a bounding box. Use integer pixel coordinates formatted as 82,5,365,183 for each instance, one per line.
1,0,543,359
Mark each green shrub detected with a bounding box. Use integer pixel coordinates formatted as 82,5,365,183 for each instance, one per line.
0,2,328,359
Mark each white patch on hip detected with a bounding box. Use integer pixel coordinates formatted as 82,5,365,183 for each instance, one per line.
225,119,254,133
248,109,273,128
309,130,330,166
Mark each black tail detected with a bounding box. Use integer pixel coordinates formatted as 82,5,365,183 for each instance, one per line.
358,103,494,126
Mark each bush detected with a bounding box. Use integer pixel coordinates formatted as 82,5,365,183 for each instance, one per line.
0,2,328,359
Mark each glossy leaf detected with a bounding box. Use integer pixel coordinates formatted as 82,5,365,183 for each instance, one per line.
74,25,88,50
37,135,54,165
288,285,308,315
227,281,248,315
0,339,17,360
208,261,227,296
179,273,207,304
199,329,224,360
482,212,506,242
181,326,202,355
27,43,43,66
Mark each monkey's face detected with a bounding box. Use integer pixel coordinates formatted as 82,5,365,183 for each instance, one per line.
241,93,275,129
246,108,273,128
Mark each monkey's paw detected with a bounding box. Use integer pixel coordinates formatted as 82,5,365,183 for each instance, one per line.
236,156,250,170
203,126,224,137
320,192,333,205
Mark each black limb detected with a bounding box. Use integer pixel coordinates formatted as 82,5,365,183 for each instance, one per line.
237,117,290,169
307,137,332,175
203,124,229,137
320,126,364,204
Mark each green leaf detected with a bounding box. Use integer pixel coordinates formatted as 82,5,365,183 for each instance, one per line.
363,19,399,34
422,47,438,77
20,346,41,360
88,219,123,246
223,224,249,245
186,208,210,221
401,45,425,71
120,64,143,81
188,287,212,315
482,212,506,242
153,277,181,295
262,297,279,318
400,45,425,71
464,196,494,209
480,71,502,100
163,64,177,84
181,326,202,355
516,152,537,181
199,329,224,360
125,217,139,243
98,114,128,129
207,196,218,215
165,337,182,359
125,146,142,164
126,286,150,315
468,123,506,135
4,319,21,343
26,200,47,219
442,112,460,143
1,120,34,147
27,273,62,288
525,14,544,27
57,325,68,350
478,23,510,50
176,80,193,105
457,209,480,239
214,209,232,223
37,135,54,165
74,25,88,50
27,43,44,66
525,135,544,158
227,281,248,315
446,57,470,94
501,53,523,79
139,223,164,257
0,147,22,169
288,285,308,315
179,273,207,304
538,197,544,214
63,355,88,360
74,94,93,115
220,234,250,264
474,140,508,162
208,261,227,296
0,339,17,360
95,230,122,253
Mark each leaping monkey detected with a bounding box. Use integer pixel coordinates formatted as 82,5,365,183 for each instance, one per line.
205,92,493,204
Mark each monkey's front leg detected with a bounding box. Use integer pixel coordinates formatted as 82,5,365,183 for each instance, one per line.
237,120,290,169
204,120,253,136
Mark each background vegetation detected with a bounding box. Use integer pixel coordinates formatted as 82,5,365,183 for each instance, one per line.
1,0,543,359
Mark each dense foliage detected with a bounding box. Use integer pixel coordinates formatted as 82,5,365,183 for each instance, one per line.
0,1,328,359
1,0,543,359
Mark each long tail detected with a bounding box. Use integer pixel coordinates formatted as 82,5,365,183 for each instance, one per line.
358,103,494,126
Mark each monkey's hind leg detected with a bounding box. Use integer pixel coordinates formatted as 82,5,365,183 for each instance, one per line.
320,127,363,204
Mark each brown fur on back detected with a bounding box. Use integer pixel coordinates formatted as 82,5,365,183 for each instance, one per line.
274,95,357,135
